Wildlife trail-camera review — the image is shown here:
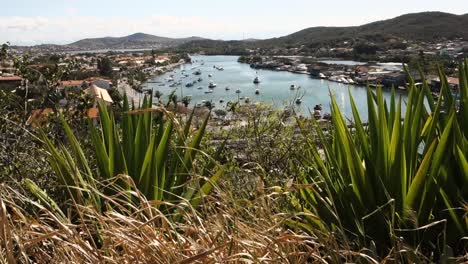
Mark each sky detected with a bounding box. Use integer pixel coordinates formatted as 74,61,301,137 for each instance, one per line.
1,0,468,45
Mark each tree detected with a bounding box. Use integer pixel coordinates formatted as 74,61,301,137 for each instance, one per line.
97,57,113,77
0,42,9,66
181,96,191,107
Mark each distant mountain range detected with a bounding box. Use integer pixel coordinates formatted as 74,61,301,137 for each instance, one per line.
13,12,468,52
67,32,206,50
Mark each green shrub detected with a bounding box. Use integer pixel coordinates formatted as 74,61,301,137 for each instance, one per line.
293,63,468,257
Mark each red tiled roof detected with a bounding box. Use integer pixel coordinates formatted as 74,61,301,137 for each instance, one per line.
87,107,99,119
0,75,22,81
61,80,85,86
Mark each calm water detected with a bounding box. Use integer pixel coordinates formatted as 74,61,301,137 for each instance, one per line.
147,55,407,120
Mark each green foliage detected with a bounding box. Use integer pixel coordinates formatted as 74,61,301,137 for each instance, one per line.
97,57,114,77
294,62,468,256
37,94,223,215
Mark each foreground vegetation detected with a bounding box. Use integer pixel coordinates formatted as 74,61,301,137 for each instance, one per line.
1,61,468,262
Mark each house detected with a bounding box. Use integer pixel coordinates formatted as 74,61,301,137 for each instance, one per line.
0,75,22,90
86,77,113,90
431,77,460,91
381,72,407,88
84,84,113,106
60,80,86,90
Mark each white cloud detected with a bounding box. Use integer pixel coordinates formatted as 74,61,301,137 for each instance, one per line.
0,15,289,45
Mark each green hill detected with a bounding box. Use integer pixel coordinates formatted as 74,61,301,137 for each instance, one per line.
68,33,205,50
258,12,468,47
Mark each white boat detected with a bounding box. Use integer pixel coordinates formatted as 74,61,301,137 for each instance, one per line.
347,78,355,84
319,73,327,79
208,74,213,77
225,86,230,91
235,89,242,93
313,110,322,120
208,82,217,88
205,89,213,94
295,98,302,104
197,86,203,89
253,76,260,84
341,77,349,84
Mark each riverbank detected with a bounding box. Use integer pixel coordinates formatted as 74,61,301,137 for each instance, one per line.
238,55,416,88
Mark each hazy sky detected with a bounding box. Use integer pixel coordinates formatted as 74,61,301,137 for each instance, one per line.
1,0,468,45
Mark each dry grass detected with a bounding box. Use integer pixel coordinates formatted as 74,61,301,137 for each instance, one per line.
0,175,387,264
2,175,465,263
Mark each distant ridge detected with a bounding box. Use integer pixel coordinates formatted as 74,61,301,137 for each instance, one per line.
256,12,468,47
68,32,206,50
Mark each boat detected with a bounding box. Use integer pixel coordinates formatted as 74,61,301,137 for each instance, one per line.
216,66,224,71
208,74,213,77
244,97,251,103
290,84,300,90
208,82,217,88
295,98,302,104
347,78,355,84
185,82,194,87
235,89,242,93
319,73,327,79
197,86,203,90
197,78,203,82
225,86,230,91
193,69,202,75
253,76,260,84
205,89,214,94
255,89,260,95
341,77,349,84
219,99,225,103
313,110,322,120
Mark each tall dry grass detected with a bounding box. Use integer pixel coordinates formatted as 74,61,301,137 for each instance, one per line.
0,175,433,263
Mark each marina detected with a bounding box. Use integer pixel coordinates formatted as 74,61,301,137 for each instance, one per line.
146,55,408,120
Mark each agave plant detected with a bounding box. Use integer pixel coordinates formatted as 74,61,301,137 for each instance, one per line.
30,93,224,216
293,62,468,256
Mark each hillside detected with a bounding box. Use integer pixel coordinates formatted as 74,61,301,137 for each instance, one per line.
68,33,206,50
258,12,468,47
14,12,468,52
